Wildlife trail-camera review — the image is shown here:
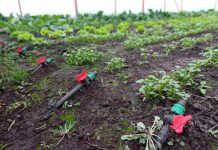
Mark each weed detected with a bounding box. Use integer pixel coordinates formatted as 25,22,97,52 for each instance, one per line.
32,77,51,91
0,53,28,90
207,125,218,138
0,143,7,150
6,100,31,112
140,48,148,61
60,112,76,124
151,52,160,59
117,72,131,82
52,121,76,146
121,116,163,150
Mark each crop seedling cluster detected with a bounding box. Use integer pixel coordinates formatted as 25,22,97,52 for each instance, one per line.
66,47,102,65
137,48,218,101
106,57,126,72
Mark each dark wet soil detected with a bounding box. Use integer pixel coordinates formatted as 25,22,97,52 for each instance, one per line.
0,31,217,150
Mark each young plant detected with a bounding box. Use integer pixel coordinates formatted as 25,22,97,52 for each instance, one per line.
136,48,218,102
137,71,190,101
163,42,178,55
11,31,34,41
124,36,144,49
118,22,130,33
135,25,145,33
66,47,102,65
179,37,196,50
197,81,211,95
53,121,76,146
121,116,163,150
196,33,213,44
106,57,126,72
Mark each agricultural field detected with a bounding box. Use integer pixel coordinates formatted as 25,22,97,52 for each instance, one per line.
0,10,218,150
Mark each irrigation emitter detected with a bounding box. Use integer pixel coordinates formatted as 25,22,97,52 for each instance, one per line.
31,56,53,74
40,69,96,120
55,69,96,109
16,47,28,56
156,100,192,149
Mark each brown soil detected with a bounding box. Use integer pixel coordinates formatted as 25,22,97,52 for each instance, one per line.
0,31,218,150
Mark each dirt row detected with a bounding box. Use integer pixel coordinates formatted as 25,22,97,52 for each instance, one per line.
0,31,218,150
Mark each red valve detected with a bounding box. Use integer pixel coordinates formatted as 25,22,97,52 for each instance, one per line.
0,41,5,45
170,115,192,134
74,69,87,82
16,47,23,53
37,56,46,64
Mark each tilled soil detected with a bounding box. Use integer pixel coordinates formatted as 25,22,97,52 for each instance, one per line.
0,32,218,150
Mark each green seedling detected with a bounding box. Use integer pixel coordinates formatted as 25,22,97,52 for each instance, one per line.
106,57,126,72
66,47,102,65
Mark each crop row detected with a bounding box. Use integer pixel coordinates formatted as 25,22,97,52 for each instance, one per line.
137,47,218,101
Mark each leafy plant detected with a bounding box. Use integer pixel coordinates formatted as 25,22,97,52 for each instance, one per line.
66,47,102,65
135,25,145,33
118,22,130,33
31,37,45,45
49,30,65,38
106,57,126,72
124,36,144,49
66,33,126,44
196,33,213,44
11,31,34,41
137,71,190,101
137,48,218,102
197,81,211,95
179,37,196,49
40,28,52,36
40,28,65,38
79,25,96,34
163,42,178,55
121,116,163,150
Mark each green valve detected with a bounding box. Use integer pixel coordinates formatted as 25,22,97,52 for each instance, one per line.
46,58,53,64
22,47,28,54
171,103,186,115
87,72,96,81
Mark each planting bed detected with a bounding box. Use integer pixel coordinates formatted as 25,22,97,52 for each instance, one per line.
0,11,218,150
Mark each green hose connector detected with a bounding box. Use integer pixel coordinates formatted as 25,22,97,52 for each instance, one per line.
87,72,96,81
171,102,186,115
46,58,53,64
22,47,27,55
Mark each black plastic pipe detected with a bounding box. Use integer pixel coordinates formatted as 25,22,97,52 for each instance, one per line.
31,64,43,74
55,83,84,109
156,124,170,149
